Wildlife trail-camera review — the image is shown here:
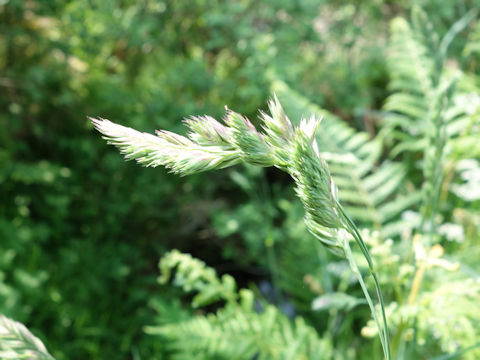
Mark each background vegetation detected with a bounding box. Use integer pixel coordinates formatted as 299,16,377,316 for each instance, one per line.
1,0,479,359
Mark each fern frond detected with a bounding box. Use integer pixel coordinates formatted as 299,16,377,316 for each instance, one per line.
147,251,333,360
381,9,476,155
382,8,478,237
148,305,333,360
0,314,54,360
159,250,238,307
465,17,480,57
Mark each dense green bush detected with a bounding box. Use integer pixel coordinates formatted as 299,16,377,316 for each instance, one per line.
1,1,480,359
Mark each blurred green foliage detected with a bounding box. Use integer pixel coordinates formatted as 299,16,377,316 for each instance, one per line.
1,0,480,359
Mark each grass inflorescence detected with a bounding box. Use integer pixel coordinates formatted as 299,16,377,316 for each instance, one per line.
92,97,392,359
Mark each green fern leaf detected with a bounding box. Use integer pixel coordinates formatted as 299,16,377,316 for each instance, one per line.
147,251,333,360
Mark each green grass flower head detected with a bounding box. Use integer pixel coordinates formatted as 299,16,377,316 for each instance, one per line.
92,96,391,359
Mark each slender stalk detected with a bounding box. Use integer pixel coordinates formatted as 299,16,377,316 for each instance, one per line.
407,259,427,305
391,320,407,359
337,203,391,360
